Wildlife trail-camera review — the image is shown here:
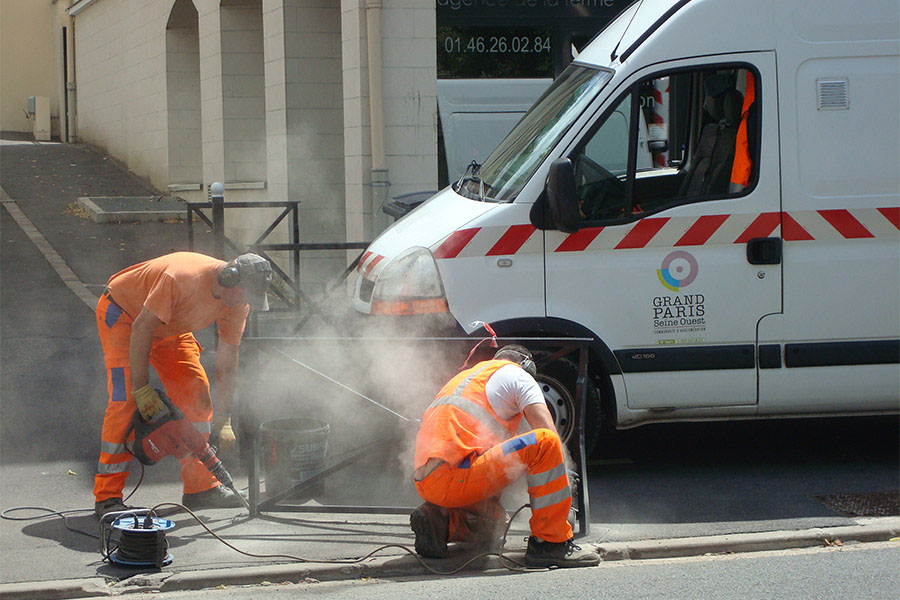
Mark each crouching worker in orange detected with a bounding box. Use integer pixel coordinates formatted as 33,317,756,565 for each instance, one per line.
411,345,599,568
93,252,272,519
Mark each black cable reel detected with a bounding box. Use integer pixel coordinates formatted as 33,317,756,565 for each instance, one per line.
102,512,176,568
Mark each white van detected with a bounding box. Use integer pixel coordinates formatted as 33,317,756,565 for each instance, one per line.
354,0,900,451
438,79,552,183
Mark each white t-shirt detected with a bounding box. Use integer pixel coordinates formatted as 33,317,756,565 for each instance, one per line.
484,363,546,420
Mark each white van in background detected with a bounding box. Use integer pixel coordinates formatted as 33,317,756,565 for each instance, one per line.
437,78,655,188
355,0,900,452
438,79,551,183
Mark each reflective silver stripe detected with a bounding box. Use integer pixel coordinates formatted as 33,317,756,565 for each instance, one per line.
426,364,510,442
453,364,489,395
427,364,491,412
527,463,567,489
97,461,131,474
429,396,510,443
100,441,127,455
194,421,211,434
530,486,571,510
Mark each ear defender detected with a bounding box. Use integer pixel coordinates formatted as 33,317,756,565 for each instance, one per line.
218,264,242,288
496,346,537,377
520,356,537,378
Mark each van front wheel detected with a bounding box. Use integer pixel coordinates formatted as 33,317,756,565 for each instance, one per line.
534,355,601,457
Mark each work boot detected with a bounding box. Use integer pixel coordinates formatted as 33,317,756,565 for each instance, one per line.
94,497,128,520
181,485,246,510
410,502,449,558
523,536,600,568
461,510,509,553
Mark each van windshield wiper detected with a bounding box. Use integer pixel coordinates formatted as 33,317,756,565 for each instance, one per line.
455,160,494,201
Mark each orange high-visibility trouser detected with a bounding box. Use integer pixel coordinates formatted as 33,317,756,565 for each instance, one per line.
415,428,573,543
93,292,218,502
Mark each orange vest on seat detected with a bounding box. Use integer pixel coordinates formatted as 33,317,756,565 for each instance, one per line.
414,359,523,470
730,71,756,191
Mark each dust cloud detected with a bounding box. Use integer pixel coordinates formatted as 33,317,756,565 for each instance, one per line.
237,275,523,509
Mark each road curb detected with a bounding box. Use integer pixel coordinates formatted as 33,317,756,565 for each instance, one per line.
0,577,112,600
1,520,898,599
154,552,512,592
595,519,900,561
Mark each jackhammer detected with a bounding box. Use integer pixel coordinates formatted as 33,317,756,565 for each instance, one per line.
126,391,249,511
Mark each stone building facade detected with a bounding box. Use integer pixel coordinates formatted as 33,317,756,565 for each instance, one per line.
66,0,437,276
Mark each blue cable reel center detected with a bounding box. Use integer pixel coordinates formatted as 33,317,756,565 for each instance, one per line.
106,515,176,567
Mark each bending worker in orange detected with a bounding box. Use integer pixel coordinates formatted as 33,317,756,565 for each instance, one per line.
411,345,599,568
93,251,272,519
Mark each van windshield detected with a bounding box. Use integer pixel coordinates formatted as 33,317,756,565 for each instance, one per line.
456,65,611,202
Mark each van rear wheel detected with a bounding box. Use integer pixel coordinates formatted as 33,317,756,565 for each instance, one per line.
534,355,601,457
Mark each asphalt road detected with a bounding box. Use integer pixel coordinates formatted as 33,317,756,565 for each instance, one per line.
0,140,217,463
0,193,106,461
98,542,900,600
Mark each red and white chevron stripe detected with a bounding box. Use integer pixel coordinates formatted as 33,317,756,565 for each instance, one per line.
356,251,386,278
431,207,899,259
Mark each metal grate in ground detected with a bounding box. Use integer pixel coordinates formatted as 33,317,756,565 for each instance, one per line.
810,490,900,517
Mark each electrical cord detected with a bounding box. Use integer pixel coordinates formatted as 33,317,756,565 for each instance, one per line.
136,501,544,575
1,462,145,540
3,462,548,575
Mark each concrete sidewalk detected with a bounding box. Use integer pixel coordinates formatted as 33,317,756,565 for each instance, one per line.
1,137,898,598
1,459,898,600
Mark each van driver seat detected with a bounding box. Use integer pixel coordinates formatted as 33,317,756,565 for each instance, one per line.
678,74,744,198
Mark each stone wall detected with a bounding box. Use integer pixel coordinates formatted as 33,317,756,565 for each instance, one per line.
71,0,437,282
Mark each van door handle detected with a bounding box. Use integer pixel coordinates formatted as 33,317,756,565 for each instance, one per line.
746,237,782,265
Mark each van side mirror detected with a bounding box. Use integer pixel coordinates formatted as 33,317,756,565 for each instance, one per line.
531,158,580,233
545,158,581,233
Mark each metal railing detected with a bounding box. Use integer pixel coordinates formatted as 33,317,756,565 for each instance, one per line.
241,336,593,538
187,184,370,335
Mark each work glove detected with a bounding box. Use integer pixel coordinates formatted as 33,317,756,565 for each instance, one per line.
212,414,235,452
132,384,170,422
567,469,581,495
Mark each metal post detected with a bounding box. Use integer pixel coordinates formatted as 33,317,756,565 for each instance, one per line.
210,182,226,259
292,203,300,313
575,343,591,537
187,206,194,251
248,338,260,519
210,182,225,350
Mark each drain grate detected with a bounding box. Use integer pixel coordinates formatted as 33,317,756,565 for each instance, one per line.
810,490,900,517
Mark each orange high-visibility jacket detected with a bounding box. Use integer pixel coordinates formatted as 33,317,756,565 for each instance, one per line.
106,251,249,345
414,359,523,470
730,71,756,190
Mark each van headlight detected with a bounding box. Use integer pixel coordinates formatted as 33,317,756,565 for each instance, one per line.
370,247,449,315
